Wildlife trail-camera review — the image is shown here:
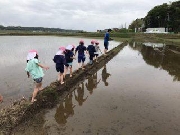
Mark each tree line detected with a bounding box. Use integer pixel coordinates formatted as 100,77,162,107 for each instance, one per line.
129,0,180,33
0,25,83,33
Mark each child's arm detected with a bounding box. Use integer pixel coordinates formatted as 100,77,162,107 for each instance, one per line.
75,46,78,55
27,71,30,78
99,48,103,54
70,56,76,60
70,52,76,60
85,48,88,54
37,63,49,70
85,46,88,54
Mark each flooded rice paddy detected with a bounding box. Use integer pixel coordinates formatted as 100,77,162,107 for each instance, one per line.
11,40,180,135
0,36,119,108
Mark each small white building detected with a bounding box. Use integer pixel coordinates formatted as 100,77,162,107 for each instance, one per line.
145,28,168,34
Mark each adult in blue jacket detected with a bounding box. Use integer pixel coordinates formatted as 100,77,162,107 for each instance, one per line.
104,29,112,54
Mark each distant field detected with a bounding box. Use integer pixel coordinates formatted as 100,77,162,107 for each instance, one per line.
0,30,179,46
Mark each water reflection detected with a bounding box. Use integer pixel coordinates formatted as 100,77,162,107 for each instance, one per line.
86,73,101,94
55,102,67,125
74,82,88,106
85,75,95,94
64,93,75,117
102,65,111,86
93,73,101,89
129,42,180,81
55,93,76,125
55,70,102,125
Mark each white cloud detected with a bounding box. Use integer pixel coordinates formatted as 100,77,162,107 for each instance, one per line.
0,0,176,31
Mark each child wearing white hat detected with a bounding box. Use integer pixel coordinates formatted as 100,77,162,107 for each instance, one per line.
25,50,49,103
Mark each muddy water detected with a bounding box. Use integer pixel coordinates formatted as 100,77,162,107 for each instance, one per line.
13,42,180,135
0,36,119,108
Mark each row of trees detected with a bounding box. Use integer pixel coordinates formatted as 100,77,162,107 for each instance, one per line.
129,0,180,33
0,25,82,33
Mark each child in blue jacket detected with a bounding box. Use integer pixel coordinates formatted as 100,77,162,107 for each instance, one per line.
75,40,87,69
87,40,96,64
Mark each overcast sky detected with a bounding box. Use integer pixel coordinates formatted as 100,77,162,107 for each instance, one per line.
0,0,176,32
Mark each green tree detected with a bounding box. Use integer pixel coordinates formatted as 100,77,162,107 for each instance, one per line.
144,1,180,33
128,18,144,31
144,3,169,28
168,1,180,33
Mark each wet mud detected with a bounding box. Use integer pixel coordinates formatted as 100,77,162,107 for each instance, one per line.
0,42,127,134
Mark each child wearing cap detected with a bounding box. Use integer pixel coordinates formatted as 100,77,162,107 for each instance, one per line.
53,47,66,84
75,40,87,69
87,40,96,65
94,41,102,62
64,45,76,78
25,50,49,103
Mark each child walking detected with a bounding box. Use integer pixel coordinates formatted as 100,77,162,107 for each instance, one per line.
25,50,49,103
64,45,76,78
94,41,102,62
87,40,96,65
75,40,87,69
53,47,66,84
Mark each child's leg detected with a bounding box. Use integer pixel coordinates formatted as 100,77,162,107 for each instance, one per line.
64,66,68,78
96,56,98,62
82,59,85,69
78,56,81,69
89,55,93,64
104,44,108,54
70,66,73,77
78,62,81,69
82,62,84,67
96,54,99,62
57,73,60,81
94,55,96,60
104,49,107,54
39,82,43,91
60,73,64,84
81,56,86,69
59,64,64,84
31,82,41,102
